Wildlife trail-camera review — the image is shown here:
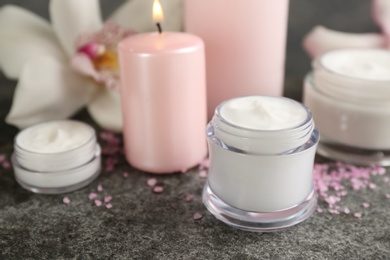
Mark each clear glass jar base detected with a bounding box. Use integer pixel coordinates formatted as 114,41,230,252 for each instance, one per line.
202,181,317,232
317,140,390,166
15,167,101,194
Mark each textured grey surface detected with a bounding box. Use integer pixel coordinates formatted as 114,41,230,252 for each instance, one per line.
1,1,390,259
1,75,390,259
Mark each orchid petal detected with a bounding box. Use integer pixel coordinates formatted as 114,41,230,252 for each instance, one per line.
71,53,101,82
303,26,385,58
6,56,94,129
0,5,66,79
373,0,390,38
110,0,183,32
87,87,122,131
49,0,103,56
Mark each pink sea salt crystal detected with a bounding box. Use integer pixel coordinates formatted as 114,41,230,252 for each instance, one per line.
362,202,370,208
199,170,207,178
88,192,97,200
63,197,71,204
385,194,390,199
325,195,339,206
104,157,116,172
104,196,112,203
316,180,327,191
199,158,210,170
106,203,113,209
95,200,102,207
317,208,323,213
379,169,386,175
109,137,121,146
354,212,362,219
105,163,114,172
2,161,11,169
100,131,121,146
100,131,115,141
105,157,118,166
147,178,157,187
374,166,386,175
193,212,203,220
102,146,120,155
368,183,377,189
153,186,164,193
312,162,387,217
185,194,194,202
351,179,363,191
97,184,103,192
123,172,129,178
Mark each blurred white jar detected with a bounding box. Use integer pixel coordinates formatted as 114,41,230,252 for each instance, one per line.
12,120,101,194
304,48,390,165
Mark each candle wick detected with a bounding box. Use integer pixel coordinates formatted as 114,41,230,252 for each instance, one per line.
156,23,163,34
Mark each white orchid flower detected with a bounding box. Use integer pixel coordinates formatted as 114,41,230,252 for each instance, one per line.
303,0,390,58
0,0,182,131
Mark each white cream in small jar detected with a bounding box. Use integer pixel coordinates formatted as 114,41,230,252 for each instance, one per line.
12,120,101,194
203,96,319,232
304,48,390,165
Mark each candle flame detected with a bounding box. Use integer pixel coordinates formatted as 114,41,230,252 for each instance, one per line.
153,0,164,23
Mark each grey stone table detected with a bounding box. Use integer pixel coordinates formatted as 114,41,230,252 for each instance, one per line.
0,74,389,260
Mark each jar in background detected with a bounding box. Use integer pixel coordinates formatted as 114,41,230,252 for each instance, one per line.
304,48,390,165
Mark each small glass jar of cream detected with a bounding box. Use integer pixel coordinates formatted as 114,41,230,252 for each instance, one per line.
304,48,390,165
203,96,319,232
12,120,101,194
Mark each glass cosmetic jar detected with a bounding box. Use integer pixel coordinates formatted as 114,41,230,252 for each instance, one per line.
203,96,319,232
12,120,101,194
304,48,390,165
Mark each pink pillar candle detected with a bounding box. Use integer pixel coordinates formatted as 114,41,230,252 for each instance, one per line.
118,32,207,174
184,0,290,118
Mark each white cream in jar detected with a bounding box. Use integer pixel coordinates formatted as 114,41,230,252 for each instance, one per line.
203,96,319,232
12,120,101,194
220,96,307,130
304,48,390,165
17,120,93,153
